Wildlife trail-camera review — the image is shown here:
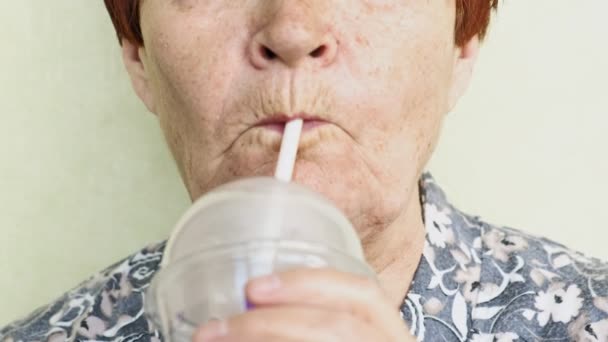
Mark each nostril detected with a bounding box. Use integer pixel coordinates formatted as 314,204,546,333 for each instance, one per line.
310,45,326,58
261,46,277,60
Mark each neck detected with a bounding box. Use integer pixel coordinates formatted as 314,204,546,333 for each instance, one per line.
361,183,426,308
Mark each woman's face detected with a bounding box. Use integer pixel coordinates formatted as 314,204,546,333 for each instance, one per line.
129,0,476,237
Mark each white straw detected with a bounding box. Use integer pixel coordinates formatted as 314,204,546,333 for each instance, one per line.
274,119,303,182
247,119,303,284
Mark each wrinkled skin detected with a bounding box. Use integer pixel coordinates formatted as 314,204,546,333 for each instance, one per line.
121,0,479,340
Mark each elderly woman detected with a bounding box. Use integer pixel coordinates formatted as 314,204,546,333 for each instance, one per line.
2,1,607,341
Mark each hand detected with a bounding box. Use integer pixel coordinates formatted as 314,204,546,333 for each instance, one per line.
193,268,416,341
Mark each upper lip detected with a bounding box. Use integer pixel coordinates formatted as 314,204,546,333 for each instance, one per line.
218,111,347,156
254,113,329,127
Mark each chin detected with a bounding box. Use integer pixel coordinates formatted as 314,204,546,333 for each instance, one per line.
291,159,363,214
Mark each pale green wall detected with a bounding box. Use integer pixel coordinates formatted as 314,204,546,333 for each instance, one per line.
0,1,191,325
1,1,607,325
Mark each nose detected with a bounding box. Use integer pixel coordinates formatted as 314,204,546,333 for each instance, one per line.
249,2,338,69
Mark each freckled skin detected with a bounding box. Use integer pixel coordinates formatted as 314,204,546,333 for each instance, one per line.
126,0,476,276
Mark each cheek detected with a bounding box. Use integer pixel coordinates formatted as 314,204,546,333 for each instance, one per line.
336,8,453,137
146,25,247,153
344,35,453,193
143,27,247,194
148,31,222,116
396,41,453,156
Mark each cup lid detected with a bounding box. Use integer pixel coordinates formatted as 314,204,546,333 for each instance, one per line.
163,177,366,267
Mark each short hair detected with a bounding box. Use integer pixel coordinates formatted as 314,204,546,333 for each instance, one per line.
104,1,498,47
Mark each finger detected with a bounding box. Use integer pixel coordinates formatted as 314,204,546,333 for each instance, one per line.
246,268,393,322
245,268,409,339
192,305,384,342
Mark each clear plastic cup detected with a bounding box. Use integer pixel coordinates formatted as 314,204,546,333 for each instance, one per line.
145,177,374,342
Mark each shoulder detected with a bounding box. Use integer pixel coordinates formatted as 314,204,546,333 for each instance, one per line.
472,221,608,341
413,173,608,340
0,241,166,342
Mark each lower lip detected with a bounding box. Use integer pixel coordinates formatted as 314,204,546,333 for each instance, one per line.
259,120,328,133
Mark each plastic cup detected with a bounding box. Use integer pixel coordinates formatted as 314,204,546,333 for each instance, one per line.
145,177,374,342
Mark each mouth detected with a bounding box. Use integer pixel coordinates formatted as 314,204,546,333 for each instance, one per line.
218,111,350,156
253,113,330,134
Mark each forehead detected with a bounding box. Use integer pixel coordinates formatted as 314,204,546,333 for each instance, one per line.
140,0,454,16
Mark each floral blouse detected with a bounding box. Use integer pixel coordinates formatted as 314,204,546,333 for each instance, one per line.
2,174,607,341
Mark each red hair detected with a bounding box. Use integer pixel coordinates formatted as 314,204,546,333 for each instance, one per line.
104,0,498,47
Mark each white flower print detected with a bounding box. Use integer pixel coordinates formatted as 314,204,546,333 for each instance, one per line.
529,267,560,287
77,316,107,339
451,248,470,266
594,297,608,313
587,319,608,341
569,315,608,341
535,284,584,326
477,282,502,303
423,297,444,315
3,174,608,342
482,229,528,262
470,332,519,342
454,266,481,302
403,294,426,341
48,331,68,342
424,203,455,248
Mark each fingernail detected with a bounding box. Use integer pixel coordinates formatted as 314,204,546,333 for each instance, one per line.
196,320,227,341
250,274,281,296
